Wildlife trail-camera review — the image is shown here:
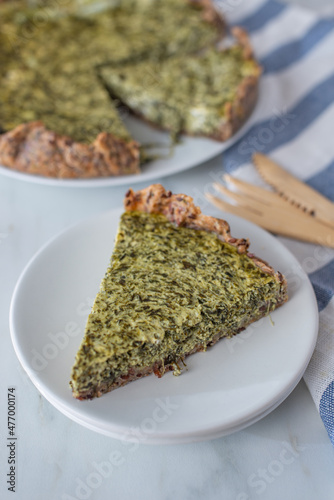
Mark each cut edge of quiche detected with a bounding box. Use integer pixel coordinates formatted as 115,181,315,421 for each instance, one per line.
99,27,261,143
70,184,288,400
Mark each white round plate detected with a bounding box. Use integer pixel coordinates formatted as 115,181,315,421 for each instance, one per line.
10,208,318,444
0,111,254,188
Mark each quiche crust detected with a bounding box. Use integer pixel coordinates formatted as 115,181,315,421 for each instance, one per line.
0,122,140,178
211,27,261,141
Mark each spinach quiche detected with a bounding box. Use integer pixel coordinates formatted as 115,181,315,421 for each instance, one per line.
70,184,288,400
0,0,227,178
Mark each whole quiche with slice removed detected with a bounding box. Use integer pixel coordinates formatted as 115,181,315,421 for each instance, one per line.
0,0,260,179
0,0,227,178
70,185,288,400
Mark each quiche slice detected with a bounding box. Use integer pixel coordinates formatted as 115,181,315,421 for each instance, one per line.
70,184,288,400
99,28,261,142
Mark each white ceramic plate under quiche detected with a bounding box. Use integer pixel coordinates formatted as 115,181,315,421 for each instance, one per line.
9,208,318,444
0,105,256,188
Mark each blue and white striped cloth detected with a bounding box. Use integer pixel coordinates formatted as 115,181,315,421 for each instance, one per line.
219,0,334,444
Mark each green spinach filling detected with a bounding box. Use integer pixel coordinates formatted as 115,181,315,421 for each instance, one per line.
71,211,282,395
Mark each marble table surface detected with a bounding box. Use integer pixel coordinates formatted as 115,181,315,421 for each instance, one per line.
1,1,334,499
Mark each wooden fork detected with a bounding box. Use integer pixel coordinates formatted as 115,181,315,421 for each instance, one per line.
206,173,334,248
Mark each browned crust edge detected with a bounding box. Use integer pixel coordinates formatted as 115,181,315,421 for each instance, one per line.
74,295,287,400
210,27,262,142
0,122,140,178
212,27,261,142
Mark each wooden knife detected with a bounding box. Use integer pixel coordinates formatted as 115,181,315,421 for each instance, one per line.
253,152,334,229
